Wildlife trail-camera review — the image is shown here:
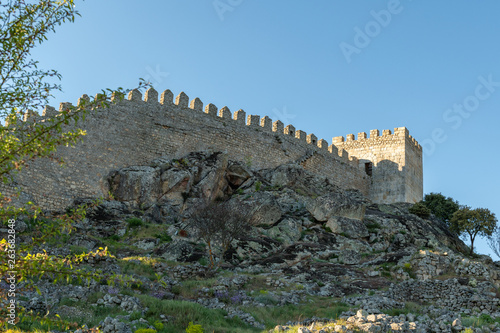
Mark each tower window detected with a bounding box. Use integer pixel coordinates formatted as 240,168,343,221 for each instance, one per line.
365,162,373,176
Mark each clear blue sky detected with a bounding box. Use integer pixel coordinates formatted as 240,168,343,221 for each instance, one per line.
31,1,500,258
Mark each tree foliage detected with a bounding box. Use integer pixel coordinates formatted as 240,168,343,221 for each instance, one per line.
421,192,459,225
409,202,431,219
450,206,497,255
188,201,251,269
0,1,147,329
0,1,148,184
1,0,81,180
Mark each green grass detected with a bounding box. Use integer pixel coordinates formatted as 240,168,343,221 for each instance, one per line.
243,297,349,329
174,278,219,298
69,245,88,255
117,258,156,280
155,232,172,243
461,313,500,328
137,295,260,333
382,302,422,317
87,291,105,303
59,296,79,307
365,222,382,233
13,301,130,333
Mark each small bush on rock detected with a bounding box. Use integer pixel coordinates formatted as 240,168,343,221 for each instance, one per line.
409,202,431,219
421,192,459,225
127,217,144,228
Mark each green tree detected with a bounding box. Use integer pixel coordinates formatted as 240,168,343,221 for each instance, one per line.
421,192,459,225
0,1,148,184
409,202,431,219
450,206,497,255
0,1,146,328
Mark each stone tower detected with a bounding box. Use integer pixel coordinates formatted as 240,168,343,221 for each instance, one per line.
332,127,423,204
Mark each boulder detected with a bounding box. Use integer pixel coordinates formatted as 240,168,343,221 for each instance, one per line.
107,166,160,206
161,168,192,195
307,191,366,221
82,200,130,221
264,163,338,197
133,238,158,251
159,168,192,206
326,216,369,239
239,192,282,226
268,218,303,245
340,250,362,265
156,239,202,262
192,152,229,201
226,162,252,187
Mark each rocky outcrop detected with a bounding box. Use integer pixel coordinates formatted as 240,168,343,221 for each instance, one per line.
14,151,500,333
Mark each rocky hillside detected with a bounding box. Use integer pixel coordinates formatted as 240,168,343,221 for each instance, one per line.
2,151,500,333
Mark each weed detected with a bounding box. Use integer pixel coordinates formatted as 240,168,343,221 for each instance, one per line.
383,302,422,317
198,257,208,266
244,156,252,168
322,225,332,233
294,188,306,196
185,322,204,333
69,245,88,255
135,329,156,333
365,222,381,233
109,234,121,241
254,293,279,305
153,321,164,330
127,218,144,228
155,232,172,243
255,181,262,191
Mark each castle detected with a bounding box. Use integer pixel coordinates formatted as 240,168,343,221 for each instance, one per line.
1,88,423,210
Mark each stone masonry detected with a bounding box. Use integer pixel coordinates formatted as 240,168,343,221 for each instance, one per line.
333,128,423,203
0,88,423,210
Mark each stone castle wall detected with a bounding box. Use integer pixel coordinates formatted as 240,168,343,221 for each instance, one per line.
2,88,393,211
332,128,423,203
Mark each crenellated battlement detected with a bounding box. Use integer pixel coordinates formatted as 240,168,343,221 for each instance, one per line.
332,127,422,151
36,87,373,169
332,125,423,204
5,86,422,210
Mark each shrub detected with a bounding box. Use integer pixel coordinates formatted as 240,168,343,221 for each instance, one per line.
186,322,204,333
155,232,172,243
127,218,144,228
366,222,381,233
188,201,251,269
255,180,262,191
153,321,164,330
254,292,279,305
409,202,431,219
135,329,156,333
421,192,459,225
479,313,494,324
